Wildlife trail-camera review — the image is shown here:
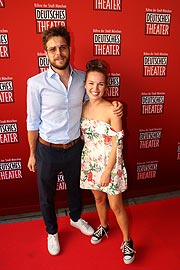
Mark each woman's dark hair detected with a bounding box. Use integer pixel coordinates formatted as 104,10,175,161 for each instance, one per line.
85,59,108,83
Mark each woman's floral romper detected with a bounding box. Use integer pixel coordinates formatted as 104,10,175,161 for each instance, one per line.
80,118,127,195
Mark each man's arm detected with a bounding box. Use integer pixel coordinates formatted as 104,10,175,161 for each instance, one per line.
112,100,123,117
27,130,39,172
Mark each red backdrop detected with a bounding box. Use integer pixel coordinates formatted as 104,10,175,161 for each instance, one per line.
0,0,180,215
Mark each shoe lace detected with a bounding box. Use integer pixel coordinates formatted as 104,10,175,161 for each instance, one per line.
121,241,136,255
94,225,108,238
80,219,90,229
48,234,57,244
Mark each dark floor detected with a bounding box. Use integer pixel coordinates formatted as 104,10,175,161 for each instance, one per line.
0,190,180,224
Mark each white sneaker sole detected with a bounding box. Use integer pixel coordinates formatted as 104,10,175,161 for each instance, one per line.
48,249,60,256
123,254,135,264
90,238,103,244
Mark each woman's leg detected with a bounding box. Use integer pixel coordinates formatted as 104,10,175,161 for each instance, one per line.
108,193,129,241
91,190,109,244
108,193,135,264
92,190,108,227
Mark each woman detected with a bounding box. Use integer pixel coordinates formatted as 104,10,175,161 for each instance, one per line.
80,59,135,264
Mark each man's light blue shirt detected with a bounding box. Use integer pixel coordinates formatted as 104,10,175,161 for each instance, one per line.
27,66,87,144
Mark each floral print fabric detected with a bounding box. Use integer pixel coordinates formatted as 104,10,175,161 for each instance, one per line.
80,118,127,195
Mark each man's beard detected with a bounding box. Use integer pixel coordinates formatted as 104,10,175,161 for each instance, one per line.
50,55,70,70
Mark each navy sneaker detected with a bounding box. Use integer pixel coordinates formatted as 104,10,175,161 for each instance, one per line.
91,224,109,244
121,239,136,264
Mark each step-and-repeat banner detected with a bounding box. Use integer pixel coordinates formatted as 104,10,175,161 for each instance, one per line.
1,0,180,215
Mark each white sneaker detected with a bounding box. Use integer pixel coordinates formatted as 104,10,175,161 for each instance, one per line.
70,218,94,236
47,233,60,256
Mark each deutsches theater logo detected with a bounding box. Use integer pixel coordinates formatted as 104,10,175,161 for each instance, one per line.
0,158,23,181
141,92,165,114
143,52,168,77
34,3,67,33
0,119,19,144
93,0,121,11
104,73,120,97
0,77,14,104
93,29,121,56
0,0,5,8
56,172,67,191
137,161,158,180
145,8,172,36
0,30,9,58
139,128,162,149
38,53,49,73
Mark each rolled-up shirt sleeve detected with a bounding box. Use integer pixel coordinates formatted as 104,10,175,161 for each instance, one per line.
26,78,41,131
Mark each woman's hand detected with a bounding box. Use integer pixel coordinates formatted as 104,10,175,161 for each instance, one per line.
100,171,111,187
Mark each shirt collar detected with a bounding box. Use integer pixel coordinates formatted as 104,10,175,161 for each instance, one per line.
47,65,74,78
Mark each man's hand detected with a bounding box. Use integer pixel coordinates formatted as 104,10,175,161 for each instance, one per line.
27,130,38,172
27,155,36,172
112,101,123,117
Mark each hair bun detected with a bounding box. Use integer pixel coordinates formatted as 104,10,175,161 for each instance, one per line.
86,59,107,73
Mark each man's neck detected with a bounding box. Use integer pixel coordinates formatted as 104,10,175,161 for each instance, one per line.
52,65,71,90
51,64,71,77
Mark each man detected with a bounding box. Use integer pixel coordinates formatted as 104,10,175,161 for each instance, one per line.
27,26,123,256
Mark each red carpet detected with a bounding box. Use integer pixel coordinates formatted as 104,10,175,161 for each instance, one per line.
0,197,180,270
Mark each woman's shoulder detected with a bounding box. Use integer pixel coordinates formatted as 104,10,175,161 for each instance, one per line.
102,99,113,109
102,100,114,115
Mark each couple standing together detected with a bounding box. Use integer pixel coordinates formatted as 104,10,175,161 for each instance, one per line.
27,26,135,264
